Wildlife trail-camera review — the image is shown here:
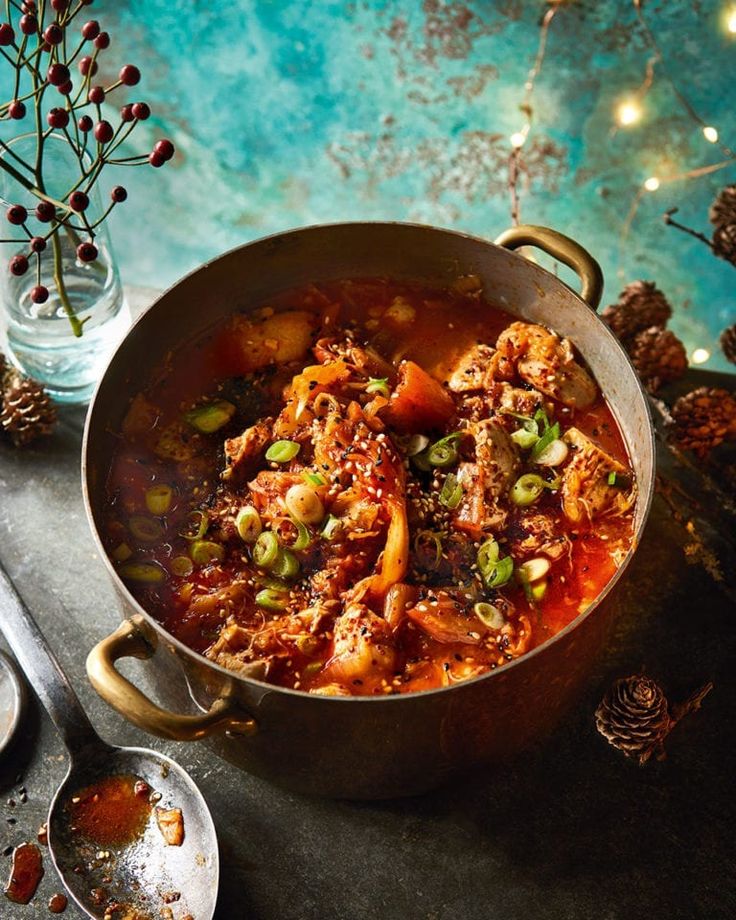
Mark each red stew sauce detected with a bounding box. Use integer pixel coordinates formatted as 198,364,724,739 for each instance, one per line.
103,277,635,696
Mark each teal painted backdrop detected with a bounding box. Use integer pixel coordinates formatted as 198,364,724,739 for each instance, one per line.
6,1,736,367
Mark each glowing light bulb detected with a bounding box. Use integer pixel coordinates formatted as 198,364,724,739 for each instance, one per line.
691,348,710,364
616,99,642,127
728,8,736,33
644,177,660,192
510,131,526,149
703,125,719,143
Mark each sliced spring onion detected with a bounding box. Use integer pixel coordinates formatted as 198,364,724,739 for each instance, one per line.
272,547,300,580
531,579,548,602
265,439,300,463
426,432,465,468
253,531,279,569
180,509,208,541
473,602,505,630
235,506,262,543
366,376,390,397
291,517,311,551
302,470,325,487
517,556,551,583
118,561,166,584
414,530,443,569
608,471,617,486
111,542,132,563
170,555,194,577
406,434,430,457
128,515,165,543
534,437,568,467
531,421,561,461
439,472,463,509
510,473,546,506
285,483,324,524
183,399,236,434
510,428,539,450
476,539,500,577
255,587,290,611
189,540,225,565
321,514,342,541
145,484,173,515
484,555,514,589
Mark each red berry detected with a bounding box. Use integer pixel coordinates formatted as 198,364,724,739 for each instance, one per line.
77,114,93,132
94,120,113,143
77,241,97,262
19,14,37,34
131,102,150,121
43,23,63,44
22,0,35,11
69,191,89,212
30,236,46,253
7,205,28,225
51,0,69,10
119,64,140,86
94,31,109,49
30,285,49,304
35,201,55,222
78,55,97,77
154,139,175,161
81,19,99,40
10,255,29,276
111,185,127,203
57,80,73,96
0,22,14,45
9,100,26,119
47,62,69,86
149,151,165,168
47,107,69,129
88,84,105,104
120,104,134,123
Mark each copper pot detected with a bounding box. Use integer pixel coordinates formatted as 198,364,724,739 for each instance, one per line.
83,223,655,798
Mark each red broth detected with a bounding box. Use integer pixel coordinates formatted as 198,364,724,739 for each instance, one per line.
102,278,635,696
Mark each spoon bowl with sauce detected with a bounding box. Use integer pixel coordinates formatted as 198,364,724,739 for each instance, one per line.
0,566,219,920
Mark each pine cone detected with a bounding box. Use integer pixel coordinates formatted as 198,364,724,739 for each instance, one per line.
628,326,688,393
601,281,672,342
671,386,736,457
712,223,736,266
0,369,57,447
709,185,736,266
721,323,736,365
595,675,671,764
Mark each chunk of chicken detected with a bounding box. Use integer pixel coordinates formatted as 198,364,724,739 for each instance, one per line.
560,427,634,523
447,344,497,393
507,513,571,561
323,604,396,684
491,382,545,419
222,419,272,482
496,322,597,409
453,420,519,537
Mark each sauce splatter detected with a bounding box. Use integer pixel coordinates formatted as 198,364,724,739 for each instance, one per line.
67,774,152,847
48,892,68,913
4,842,44,904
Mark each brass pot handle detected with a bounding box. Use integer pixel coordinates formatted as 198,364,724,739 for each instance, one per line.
86,617,257,741
494,224,604,310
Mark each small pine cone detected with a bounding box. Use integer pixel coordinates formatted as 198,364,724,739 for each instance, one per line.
601,281,672,343
709,183,736,230
712,222,736,266
595,675,672,765
628,326,688,393
721,323,736,365
671,386,736,457
0,370,57,447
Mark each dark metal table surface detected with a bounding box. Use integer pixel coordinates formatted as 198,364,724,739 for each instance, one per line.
1,291,734,920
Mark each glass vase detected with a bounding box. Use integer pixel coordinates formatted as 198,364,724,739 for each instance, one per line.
0,133,130,405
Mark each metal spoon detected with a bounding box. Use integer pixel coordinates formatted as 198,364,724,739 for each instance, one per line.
0,565,219,920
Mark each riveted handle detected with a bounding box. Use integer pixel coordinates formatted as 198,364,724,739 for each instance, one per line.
494,224,604,310
86,617,257,741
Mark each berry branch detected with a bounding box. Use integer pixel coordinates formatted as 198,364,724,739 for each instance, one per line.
0,0,174,336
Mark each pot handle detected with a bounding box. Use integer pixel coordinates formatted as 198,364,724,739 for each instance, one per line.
494,224,604,310
86,617,257,741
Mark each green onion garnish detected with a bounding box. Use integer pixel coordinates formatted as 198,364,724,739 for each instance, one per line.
302,470,325,487
426,432,465,468
253,531,280,569
145,484,173,515
414,530,443,569
608,471,617,486
111,542,132,563
170,555,194,577
118,561,166,584
321,514,342,541
271,547,300,580
189,540,225,565
510,473,546,507
180,509,208,541
366,377,390,398
510,428,539,450
473,602,505,630
128,515,165,543
265,440,301,463
439,472,463,509
291,518,311,551
235,506,262,543
255,587,290,611
477,538,500,576
183,399,236,434
485,555,514,588
531,421,561,460
406,434,430,457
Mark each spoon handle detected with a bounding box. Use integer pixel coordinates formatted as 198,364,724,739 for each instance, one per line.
0,564,102,756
